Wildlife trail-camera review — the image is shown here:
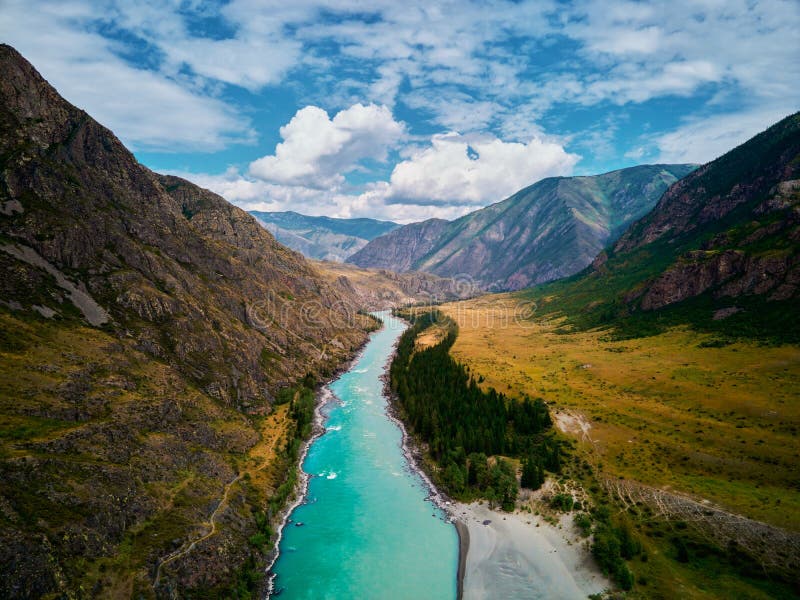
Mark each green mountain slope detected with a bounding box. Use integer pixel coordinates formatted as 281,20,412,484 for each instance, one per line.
0,44,373,597
348,164,696,290
250,210,399,261
522,111,800,343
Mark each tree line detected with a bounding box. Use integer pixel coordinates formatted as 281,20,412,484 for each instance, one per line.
390,310,563,508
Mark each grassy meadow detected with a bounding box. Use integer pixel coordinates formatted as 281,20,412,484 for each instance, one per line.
439,295,800,531
436,294,800,597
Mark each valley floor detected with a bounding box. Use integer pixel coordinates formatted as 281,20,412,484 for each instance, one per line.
441,295,800,531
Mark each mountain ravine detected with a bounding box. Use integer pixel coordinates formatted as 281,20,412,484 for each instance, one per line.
0,44,375,598
348,164,696,290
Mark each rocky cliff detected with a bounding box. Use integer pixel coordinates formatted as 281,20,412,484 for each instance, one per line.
348,165,695,290
615,112,800,312
0,44,372,598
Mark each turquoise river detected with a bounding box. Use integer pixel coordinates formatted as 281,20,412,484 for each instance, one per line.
270,312,458,599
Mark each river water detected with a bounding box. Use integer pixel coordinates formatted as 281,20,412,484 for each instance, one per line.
270,311,458,599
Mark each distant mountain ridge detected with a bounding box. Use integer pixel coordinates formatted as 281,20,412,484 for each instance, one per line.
345,218,450,272
250,210,399,261
348,164,697,290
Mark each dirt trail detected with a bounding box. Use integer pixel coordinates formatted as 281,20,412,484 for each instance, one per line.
153,410,289,586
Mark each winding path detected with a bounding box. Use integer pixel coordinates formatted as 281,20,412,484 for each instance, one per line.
153,409,289,586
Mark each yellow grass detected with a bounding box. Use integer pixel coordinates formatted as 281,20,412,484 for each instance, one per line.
440,295,800,531
414,322,449,351
245,403,292,492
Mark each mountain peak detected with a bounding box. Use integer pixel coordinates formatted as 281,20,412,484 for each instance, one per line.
348,164,696,290
1,43,79,134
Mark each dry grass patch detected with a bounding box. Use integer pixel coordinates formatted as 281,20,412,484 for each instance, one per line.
245,403,292,493
414,322,449,351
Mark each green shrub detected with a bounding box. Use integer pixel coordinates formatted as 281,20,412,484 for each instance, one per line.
574,512,592,536
551,493,574,512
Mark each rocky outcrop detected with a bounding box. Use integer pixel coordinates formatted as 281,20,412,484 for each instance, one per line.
640,250,747,310
348,165,696,290
612,114,800,312
641,247,800,311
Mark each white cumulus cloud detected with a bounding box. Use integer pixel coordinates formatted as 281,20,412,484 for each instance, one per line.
385,133,579,206
248,103,405,188
174,129,578,222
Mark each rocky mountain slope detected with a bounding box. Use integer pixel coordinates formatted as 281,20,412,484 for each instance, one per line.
528,111,800,341
344,218,451,272
613,114,800,311
250,210,399,261
348,165,696,290
313,260,478,310
0,44,373,598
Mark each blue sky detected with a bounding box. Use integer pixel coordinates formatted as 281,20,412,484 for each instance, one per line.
2,0,798,222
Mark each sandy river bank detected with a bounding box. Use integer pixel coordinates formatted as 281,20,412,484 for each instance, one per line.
451,501,610,599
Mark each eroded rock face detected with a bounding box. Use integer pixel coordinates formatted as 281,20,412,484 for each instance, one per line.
612,118,800,312
0,44,373,598
348,218,450,272
640,250,747,310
